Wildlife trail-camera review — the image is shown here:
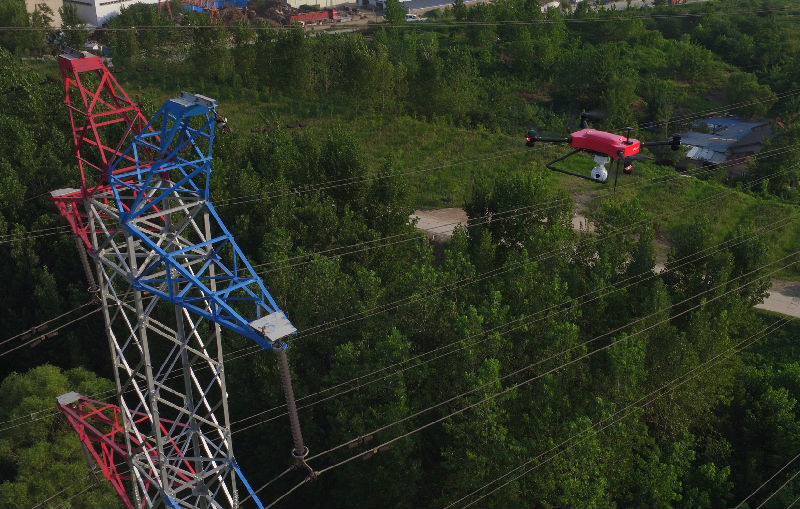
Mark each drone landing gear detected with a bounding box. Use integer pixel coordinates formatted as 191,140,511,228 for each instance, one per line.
546,150,621,184
545,150,628,191
545,149,604,183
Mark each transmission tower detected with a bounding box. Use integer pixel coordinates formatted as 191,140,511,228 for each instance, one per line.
50,49,308,509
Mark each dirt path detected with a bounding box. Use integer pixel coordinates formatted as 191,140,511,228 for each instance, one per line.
572,192,596,233
411,208,468,241
757,280,800,318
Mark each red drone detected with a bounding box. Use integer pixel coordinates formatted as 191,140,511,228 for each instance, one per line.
526,114,681,187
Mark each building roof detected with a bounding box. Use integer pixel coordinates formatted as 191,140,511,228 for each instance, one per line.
404,0,452,10
681,116,771,163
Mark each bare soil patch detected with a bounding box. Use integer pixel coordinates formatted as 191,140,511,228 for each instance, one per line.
411,208,468,240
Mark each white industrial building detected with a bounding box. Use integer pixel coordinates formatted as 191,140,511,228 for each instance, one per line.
63,0,159,26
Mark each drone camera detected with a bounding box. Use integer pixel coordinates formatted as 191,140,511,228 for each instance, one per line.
591,166,608,182
591,154,610,182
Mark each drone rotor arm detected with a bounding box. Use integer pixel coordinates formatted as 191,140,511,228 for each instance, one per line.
535,136,572,143
641,134,682,151
526,128,571,146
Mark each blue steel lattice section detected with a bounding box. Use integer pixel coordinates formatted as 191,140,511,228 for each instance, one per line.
108,91,295,348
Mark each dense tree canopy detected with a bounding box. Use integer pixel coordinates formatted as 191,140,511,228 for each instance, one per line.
1,0,800,507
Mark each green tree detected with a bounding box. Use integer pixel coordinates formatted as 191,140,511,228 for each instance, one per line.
466,169,572,260
316,327,420,507
438,358,522,507
365,155,412,236
452,0,466,21
721,364,800,507
725,72,777,120
747,124,800,199
59,3,87,48
384,0,405,25
0,0,32,54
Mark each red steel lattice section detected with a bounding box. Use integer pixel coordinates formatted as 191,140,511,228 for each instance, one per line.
57,393,198,509
57,393,142,509
50,50,154,251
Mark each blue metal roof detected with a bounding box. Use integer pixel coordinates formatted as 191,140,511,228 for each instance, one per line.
681,116,769,162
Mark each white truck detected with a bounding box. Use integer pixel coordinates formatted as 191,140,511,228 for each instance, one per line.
405,13,429,21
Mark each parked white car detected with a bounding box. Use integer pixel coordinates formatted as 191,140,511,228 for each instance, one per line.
405,13,429,21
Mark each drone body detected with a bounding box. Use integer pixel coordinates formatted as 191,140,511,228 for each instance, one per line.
568,129,641,159
525,115,681,186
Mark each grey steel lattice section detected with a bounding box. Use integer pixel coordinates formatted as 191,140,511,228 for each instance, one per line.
86,185,241,509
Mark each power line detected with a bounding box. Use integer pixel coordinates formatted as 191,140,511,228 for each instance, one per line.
0,146,532,246
451,317,794,509
243,260,797,507
0,158,792,437
735,448,800,509
283,161,796,343
256,476,311,509
0,191,52,211
0,307,101,358
639,87,800,131
31,458,130,509
4,81,798,248
237,465,294,506
0,301,94,349
303,253,798,469
1,177,780,494
0,224,71,241
1,81,795,445
756,469,800,509
8,159,796,509
0,226,74,245
1,5,799,31
31,470,98,509
219,160,799,430
215,147,530,207
250,143,800,276
230,206,799,432
1,10,796,232
0,161,778,436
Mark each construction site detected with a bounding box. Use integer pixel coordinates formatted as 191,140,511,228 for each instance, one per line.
57,0,380,29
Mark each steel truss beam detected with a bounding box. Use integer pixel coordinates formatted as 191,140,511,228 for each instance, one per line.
57,393,145,509
81,169,263,507
51,52,300,509
50,49,152,252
